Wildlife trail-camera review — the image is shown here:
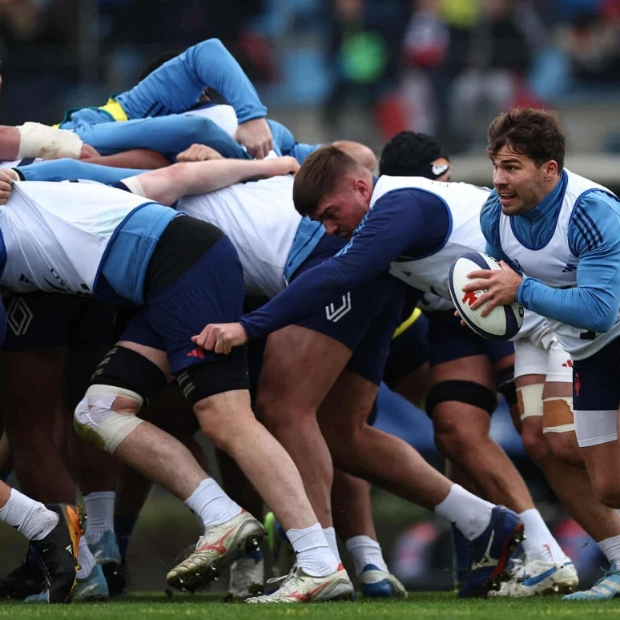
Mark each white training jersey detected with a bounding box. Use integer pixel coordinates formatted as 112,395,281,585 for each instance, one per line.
372,176,547,341
185,104,238,137
0,180,151,294
499,169,620,359
373,176,489,301
177,175,299,297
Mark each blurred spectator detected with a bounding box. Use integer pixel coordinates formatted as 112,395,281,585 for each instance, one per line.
564,7,620,84
448,0,547,149
400,0,449,135
322,0,410,141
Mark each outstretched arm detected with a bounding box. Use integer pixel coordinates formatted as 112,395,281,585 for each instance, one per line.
0,123,92,161
124,155,299,206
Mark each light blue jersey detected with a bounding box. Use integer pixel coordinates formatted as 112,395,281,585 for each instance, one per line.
482,169,620,359
60,38,267,129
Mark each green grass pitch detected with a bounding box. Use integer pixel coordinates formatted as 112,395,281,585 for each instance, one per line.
1,593,619,619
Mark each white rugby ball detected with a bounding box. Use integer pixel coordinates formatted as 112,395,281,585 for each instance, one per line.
449,252,524,340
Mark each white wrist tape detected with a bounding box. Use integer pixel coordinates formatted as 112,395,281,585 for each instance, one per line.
120,176,146,197
17,122,83,159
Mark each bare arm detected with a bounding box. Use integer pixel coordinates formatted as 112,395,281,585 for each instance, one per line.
127,156,299,206
0,126,20,161
83,149,170,170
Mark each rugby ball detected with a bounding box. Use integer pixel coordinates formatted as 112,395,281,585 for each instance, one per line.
449,252,524,340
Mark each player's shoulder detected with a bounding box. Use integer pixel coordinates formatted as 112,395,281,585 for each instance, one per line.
480,190,501,224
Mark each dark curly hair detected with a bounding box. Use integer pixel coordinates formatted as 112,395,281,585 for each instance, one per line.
379,131,449,177
487,108,565,170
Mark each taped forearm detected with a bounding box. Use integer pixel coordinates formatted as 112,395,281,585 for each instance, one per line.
17,123,83,159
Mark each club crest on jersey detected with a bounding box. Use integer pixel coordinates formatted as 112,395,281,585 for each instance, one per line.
325,292,352,322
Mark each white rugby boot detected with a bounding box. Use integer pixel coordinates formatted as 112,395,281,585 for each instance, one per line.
246,564,354,604
166,510,264,593
489,557,578,597
229,548,265,598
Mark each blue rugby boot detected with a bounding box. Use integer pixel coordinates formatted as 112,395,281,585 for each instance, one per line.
89,531,125,597
563,562,620,600
458,506,524,598
451,523,472,591
359,564,407,598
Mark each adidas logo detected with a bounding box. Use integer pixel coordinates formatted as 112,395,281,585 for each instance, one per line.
562,263,577,273
187,348,205,359
561,359,573,368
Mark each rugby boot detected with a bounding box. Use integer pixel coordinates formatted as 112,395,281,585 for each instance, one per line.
563,561,620,600
28,504,84,603
166,510,264,593
246,564,354,603
458,505,524,598
359,564,407,598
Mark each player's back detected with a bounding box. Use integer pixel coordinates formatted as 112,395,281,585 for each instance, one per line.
177,175,300,297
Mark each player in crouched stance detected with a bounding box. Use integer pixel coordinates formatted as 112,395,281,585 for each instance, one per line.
193,147,531,599
0,481,83,603
0,160,353,604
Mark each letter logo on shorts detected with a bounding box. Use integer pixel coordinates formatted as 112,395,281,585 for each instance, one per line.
325,292,352,323
6,297,34,336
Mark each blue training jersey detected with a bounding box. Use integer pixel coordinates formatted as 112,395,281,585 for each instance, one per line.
481,170,620,334
240,187,450,339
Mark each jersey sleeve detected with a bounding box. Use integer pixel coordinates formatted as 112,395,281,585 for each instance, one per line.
239,189,450,339
182,39,267,123
517,191,620,332
267,120,321,164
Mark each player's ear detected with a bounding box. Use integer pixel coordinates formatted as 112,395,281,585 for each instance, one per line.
543,160,558,180
354,175,372,199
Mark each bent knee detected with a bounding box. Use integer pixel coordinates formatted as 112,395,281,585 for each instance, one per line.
74,385,143,453
594,479,620,509
521,423,550,463
546,431,583,466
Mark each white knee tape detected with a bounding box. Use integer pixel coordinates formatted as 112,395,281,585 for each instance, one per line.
17,122,83,159
517,384,544,421
574,409,618,447
74,385,144,453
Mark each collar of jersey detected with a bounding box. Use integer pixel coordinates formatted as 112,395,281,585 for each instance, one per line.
509,170,567,251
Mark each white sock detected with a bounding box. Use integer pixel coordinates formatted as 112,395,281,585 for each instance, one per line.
434,484,494,540
77,535,97,580
519,508,566,563
345,535,388,575
323,527,341,562
83,491,115,545
0,489,58,541
599,535,620,567
185,478,242,530
287,523,339,577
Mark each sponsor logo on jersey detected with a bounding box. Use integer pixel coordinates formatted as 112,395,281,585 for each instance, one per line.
6,296,34,336
325,292,352,322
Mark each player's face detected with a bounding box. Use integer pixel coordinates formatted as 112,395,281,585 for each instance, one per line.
313,176,371,239
491,146,554,216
